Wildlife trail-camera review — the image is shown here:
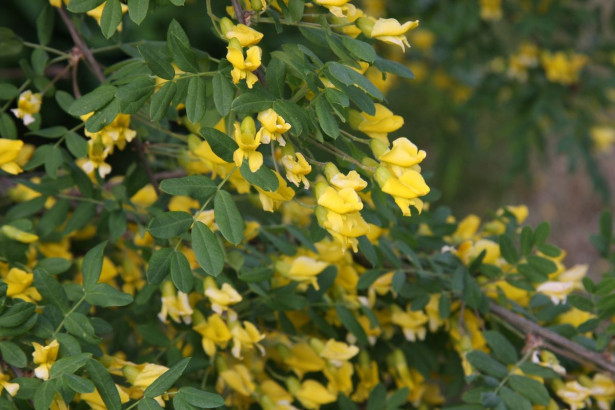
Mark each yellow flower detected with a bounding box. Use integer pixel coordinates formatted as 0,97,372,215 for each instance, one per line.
260,379,293,409
204,277,242,314
352,357,379,401
325,164,368,191
374,166,430,216
531,350,566,375
49,0,69,7
1,225,39,244
130,184,158,208
257,108,291,145
80,136,113,179
277,255,329,290
194,139,230,165
319,339,359,365
11,91,41,126
230,320,265,359
282,152,311,189
591,126,615,153
555,380,591,410
169,195,200,213
541,51,587,85
295,380,336,409
4,267,42,303
158,281,193,324
316,207,370,252
32,339,60,380
314,0,351,7
364,18,419,51
193,313,232,356
80,385,130,410
255,171,296,212
391,305,428,342
220,364,255,397
0,138,24,175
225,24,264,47
323,361,354,395
123,363,169,389
317,185,364,215
0,370,19,397
480,0,502,20
377,137,426,169
356,104,404,141
227,39,262,89
233,117,263,172
590,373,615,409
536,281,575,305
284,343,327,376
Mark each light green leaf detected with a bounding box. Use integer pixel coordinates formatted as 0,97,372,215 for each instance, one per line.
177,387,225,408
66,131,88,158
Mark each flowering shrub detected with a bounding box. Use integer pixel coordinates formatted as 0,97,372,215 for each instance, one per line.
0,0,614,409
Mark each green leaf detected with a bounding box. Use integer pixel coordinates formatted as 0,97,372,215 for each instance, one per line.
374,56,414,79
314,96,339,138
498,386,532,410
86,359,122,410
200,127,238,163
36,5,55,45
231,90,274,114
138,44,175,80
6,196,46,221
67,0,105,12
44,145,63,179
100,0,122,38
238,267,273,282
0,341,27,368
466,351,508,379
0,27,23,57
327,62,383,100
336,305,368,345
146,248,174,284
266,58,286,99
526,255,557,275
27,126,67,138
85,98,120,132
0,302,35,327
532,222,550,246
116,77,155,103
186,77,206,123
34,268,69,312
498,234,519,264
160,175,216,200
342,36,376,63
62,202,96,235
386,387,410,410
239,162,279,192
214,190,244,245
176,387,225,408
35,258,71,275
139,398,165,410
0,83,19,100
14,378,42,400
366,383,386,410
191,221,225,276
518,362,561,379
507,375,550,405
50,353,91,379
520,226,533,255
170,251,194,293
128,0,149,24
484,331,518,364
212,72,235,116
536,243,561,258
68,85,117,117
167,20,199,72
65,312,99,343
66,131,88,158
86,283,134,307
62,373,95,394
34,379,58,410
82,241,108,290
149,211,193,239
144,357,191,398
109,209,127,242
273,99,309,136
600,210,612,242
150,80,176,121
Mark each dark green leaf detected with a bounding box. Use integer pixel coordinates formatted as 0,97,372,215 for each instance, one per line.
62,373,95,394
160,175,216,200
192,222,225,276
65,132,88,158
85,98,120,132
336,305,367,345
34,268,69,312
484,331,518,364
239,161,279,192
0,302,35,327
100,0,122,38
149,211,193,239
499,235,519,264
231,90,274,114
150,80,176,121
507,375,550,405
167,20,199,72
170,251,194,293
34,379,58,410
27,126,67,138
128,0,149,24
0,341,27,368
82,241,107,290
466,351,508,379
50,353,91,379
374,56,414,79
67,0,105,12
86,283,133,307
144,357,191,398
314,97,339,138
138,44,175,80
177,387,225,408
200,127,238,163
342,36,376,63
146,248,174,284
86,359,122,410
212,72,235,116
139,398,165,410
186,77,206,123
68,85,117,117
214,190,244,245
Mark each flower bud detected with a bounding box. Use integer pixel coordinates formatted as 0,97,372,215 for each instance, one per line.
187,133,201,152
323,162,341,181
191,309,206,326
219,17,235,36
241,116,257,136
161,281,176,298
285,377,301,395
347,109,364,129
251,0,265,12
275,343,291,360
314,181,329,199
122,365,140,384
356,17,375,37
370,138,389,158
309,338,325,354
374,166,393,187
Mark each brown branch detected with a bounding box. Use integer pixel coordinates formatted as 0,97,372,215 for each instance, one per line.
57,8,105,82
489,302,615,373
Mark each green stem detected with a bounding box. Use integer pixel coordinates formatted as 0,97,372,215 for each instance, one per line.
51,294,86,338
23,41,69,57
494,349,534,394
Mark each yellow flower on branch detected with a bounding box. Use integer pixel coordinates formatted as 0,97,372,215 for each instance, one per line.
158,281,193,324
225,23,264,47
32,339,60,380
227,39,262,89
282,152,311,189
1,225,39,244
0,138,24,175
319,339,360,365
255,171,296,212
257,108,291,145
233,117,263,172
0,370,19,397
294,379,337,409
358,18,419,52
4,267,41,303
353,104,404,141
193,313,232,356
11,91,41,126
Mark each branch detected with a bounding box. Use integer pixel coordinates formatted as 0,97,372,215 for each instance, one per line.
57,8,105,82
489,302,615,373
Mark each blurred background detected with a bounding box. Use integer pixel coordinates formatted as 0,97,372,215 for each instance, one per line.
2,0,614,269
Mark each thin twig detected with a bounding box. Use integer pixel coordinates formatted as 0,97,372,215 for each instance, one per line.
57,8,105,82
489,302,615,373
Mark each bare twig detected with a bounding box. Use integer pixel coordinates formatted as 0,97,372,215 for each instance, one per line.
57,8,105,82
489,302,615,373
